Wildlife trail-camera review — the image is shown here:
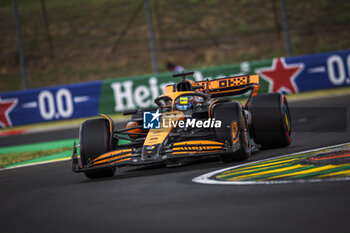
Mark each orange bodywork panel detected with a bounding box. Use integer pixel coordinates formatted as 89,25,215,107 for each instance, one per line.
98,113,114,133
231,121,239,144
164,85,175,94
143,111,184,146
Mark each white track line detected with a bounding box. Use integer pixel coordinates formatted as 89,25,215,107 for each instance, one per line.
192,142,350,185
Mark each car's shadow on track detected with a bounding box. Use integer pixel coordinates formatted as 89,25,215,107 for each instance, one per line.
73,148,281,183
76,157,237,183
71,144,303,184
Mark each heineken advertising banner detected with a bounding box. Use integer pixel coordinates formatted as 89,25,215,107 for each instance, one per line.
100,50,350,113
99,63,272,114
1,50,349,127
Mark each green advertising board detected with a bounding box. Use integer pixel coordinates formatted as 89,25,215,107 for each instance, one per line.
99,59,272,114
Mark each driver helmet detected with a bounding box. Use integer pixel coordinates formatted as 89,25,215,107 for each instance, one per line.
175,96,196,111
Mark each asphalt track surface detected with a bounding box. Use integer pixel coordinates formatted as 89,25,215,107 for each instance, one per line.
1,94,350,233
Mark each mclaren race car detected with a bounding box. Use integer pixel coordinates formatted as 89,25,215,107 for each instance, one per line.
72,72,292,179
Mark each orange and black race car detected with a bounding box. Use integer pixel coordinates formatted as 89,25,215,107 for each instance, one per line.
71,72,292,179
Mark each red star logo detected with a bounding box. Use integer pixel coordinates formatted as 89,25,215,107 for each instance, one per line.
257,57,303,93
0,97,18,128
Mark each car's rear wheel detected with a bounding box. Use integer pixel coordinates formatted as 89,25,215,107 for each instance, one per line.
79,118,116,179
249,92,292,149
213,102,251,163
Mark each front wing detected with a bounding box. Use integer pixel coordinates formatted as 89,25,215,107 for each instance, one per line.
72,140,232,173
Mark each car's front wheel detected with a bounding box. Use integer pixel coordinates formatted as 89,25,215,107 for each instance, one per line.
79,118,116,179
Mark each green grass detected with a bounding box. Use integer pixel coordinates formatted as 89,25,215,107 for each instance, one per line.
0,137,76,168
0,136,131,169
0,147,71,168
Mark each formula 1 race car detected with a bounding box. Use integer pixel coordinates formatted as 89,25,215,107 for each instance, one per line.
72,72,292,179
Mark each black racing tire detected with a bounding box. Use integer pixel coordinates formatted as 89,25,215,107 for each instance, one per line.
79,118,116,179
213,102,251,163
249,92,292,149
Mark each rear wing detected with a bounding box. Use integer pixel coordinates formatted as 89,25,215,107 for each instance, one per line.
192,74,259,97
164,73,261,107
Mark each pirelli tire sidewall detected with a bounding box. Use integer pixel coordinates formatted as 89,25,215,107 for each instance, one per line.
249,92,292,149
213,101,250,163
79,118,116,179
